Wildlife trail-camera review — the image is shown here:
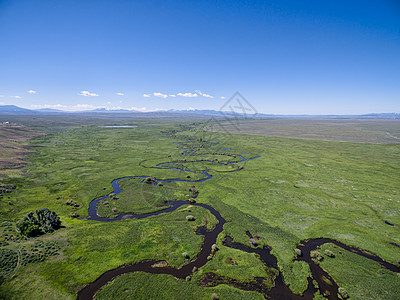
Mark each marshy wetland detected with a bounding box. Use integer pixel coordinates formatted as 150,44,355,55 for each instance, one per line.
0,117,399,299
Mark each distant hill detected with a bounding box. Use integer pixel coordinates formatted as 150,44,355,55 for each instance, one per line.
0,105,36,114
89,108,139,113
361,113,400,118
33,108,64,112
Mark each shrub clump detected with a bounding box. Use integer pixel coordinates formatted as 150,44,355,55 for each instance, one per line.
338,287,349,299
310,250,323,261
324,249,335,258
144,177,156,184
0,184,15,200
186,215,195,221
294,248,302,256
182,252,189,259
16,208,61,237
65,199,80,207
249,238,258,246
69,212,79,218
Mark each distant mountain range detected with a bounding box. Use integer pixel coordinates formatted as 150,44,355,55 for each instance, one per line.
0,105,399,119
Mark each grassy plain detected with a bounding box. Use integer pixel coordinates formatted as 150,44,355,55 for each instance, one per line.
0,116,399,299
208,118,400,143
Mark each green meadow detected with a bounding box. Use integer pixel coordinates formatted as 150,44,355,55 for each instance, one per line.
0,118,399,299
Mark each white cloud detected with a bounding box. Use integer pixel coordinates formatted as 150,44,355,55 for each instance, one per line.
79,90,99,97
107,101,112,104
153,92,168,98
196,90,214,98
27,90,37,94
177,92,198,98
116,92,124,96
10,95,22,99
220,96,225,99
144,91,215,99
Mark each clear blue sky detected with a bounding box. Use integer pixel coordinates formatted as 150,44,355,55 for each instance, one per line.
0,0,399,114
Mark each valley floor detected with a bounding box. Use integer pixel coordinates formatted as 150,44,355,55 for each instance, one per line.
0,117,399,299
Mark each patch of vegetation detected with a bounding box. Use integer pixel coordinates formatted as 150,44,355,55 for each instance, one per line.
0,249,18,283
96,180,196,217
281,260,311,295
195,245,278,288
0,240,61,284
0,184,15,201
96,272,265,300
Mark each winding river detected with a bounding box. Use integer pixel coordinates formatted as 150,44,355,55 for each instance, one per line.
77,133,399,300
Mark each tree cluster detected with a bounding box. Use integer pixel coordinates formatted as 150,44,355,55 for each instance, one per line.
16,208,61,237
